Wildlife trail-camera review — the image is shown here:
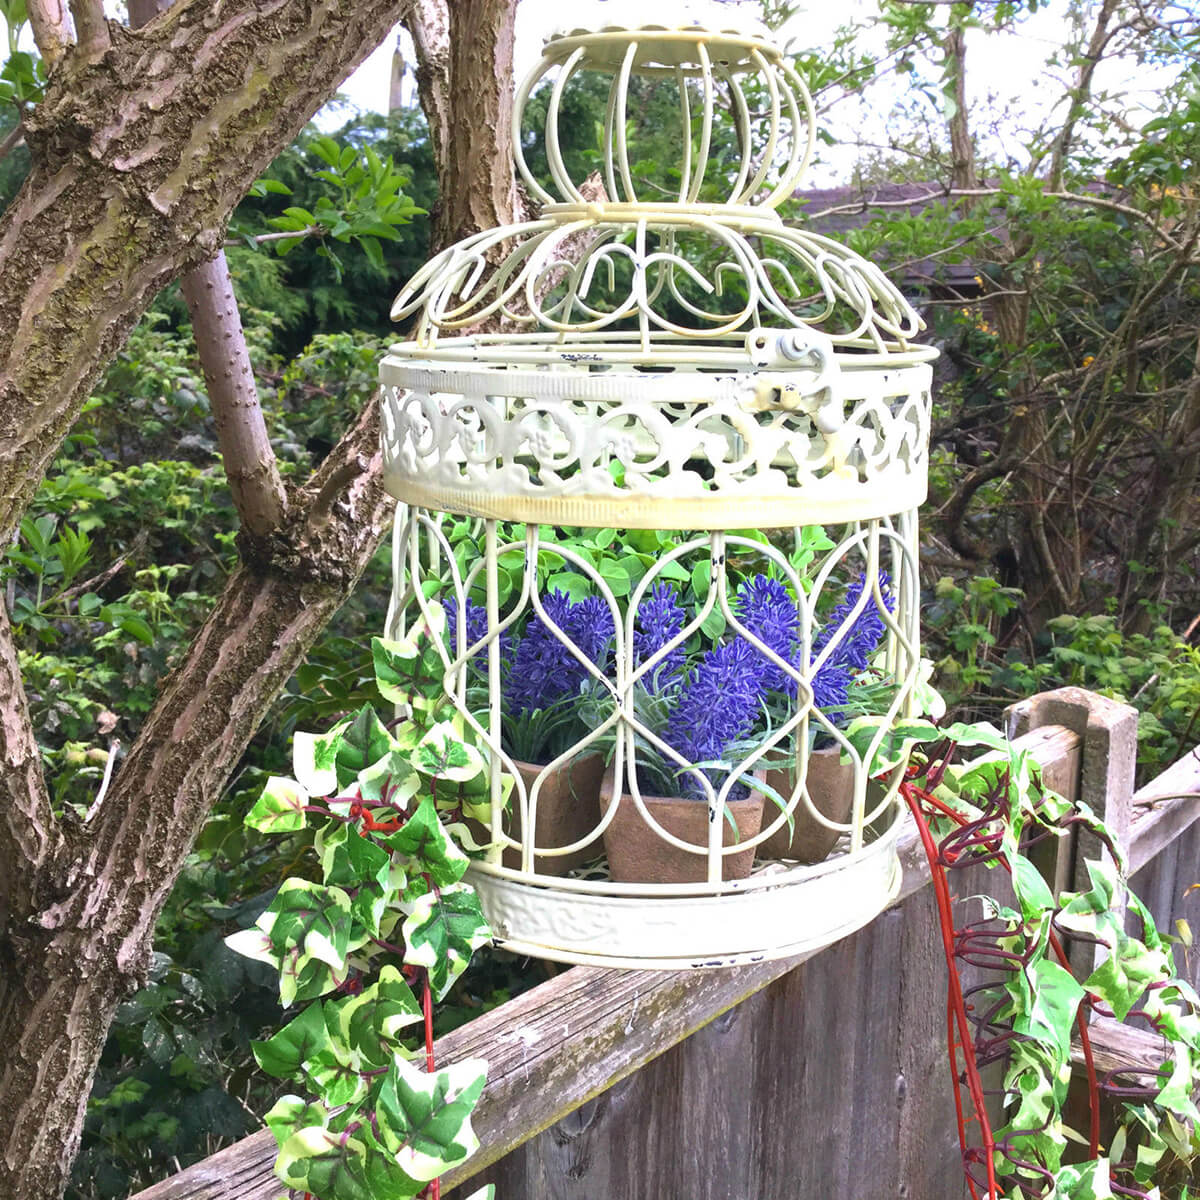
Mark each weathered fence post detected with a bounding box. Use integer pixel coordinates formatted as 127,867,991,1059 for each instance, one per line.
1006,686,1138,974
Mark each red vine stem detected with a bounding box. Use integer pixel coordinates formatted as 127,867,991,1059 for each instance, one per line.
903,761,1104,1185
421,968,441,1200
902,780,1000,1200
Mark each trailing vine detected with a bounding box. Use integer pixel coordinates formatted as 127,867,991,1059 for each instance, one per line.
227,611,502,1200
865,717,1200,1199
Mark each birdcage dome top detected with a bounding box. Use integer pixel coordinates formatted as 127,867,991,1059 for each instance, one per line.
545,3,775,69
386,11,933,369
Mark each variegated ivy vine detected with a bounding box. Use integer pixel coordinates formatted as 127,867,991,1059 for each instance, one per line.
227,612,508,1200
848,714,1200,1200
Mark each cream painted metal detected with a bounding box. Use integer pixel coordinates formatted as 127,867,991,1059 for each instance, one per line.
379,10,935,968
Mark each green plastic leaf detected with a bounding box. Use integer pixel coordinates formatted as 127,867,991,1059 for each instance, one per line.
1155,1042,1200,1120
262,879,354,974
326,965,421,1069
253,1001,332,1080
263,1094,330,1148
336,706,396,785
245,776,308,834
373,625,447,711
1011,853,1055,919
375,1054,487,1182
402,881,491,1001
224,927,279,968
306,1044,367,1108
1016,958,1085,1060
1048,1158,1115,1198
275,1126,384,1200
1085,939,1170,1022
413,721,486,784
319,822,392,891
294,727,346,797
384,795,469,888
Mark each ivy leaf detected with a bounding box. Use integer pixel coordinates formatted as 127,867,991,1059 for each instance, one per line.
373,627,447,715
413,721,486,784
1047,1157,1115,1198
1154,1042,1200,1120
306,1045,367,1108
402,881,491,1001
263,1094,330,1149
224,927,280,969
383,795,469,888
336,706,396,786
253,1001,332,1080
325,965,422,1069
1085,938,1170,1022
375,1054,487,1182
1011,854,1055,920
1016,958,1085,1060
294,725,347,797
358,753,421,806
275,1126,380,1200
351,879,392,937
245,776,308,834
320,823,393,891
261,879,354,973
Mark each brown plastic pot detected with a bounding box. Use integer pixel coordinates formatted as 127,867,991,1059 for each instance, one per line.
760,743,855,864
496,753,604,875
600,765,766,885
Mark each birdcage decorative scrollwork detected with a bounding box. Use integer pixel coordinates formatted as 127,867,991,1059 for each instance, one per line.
378,8,936,968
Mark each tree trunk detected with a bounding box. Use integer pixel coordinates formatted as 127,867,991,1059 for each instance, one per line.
0,403,394,1200
0,0,409,553
408,0,523,251
0,1,524,1194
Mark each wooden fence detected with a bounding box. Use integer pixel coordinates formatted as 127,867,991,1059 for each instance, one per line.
132,687,1200,1200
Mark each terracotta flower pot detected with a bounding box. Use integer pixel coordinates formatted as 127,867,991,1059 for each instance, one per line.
600,765,766,885
760,743,855,864
490,753,604,875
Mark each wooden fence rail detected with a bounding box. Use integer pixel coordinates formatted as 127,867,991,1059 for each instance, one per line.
131,689,1200,1200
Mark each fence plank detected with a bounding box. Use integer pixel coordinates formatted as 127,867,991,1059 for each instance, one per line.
130,725,1083,1200
1128,746,1200,875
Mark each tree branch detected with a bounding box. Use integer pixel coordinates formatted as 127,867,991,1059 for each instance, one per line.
179,254,288,539
25,0,70,72
0,598,63,933
0,123,24,165
409,0,523,249
68,0,109,60
126,0,169,26
405,0,451,176
0,0,415,556
1047,0,1120,192
942,22,976,191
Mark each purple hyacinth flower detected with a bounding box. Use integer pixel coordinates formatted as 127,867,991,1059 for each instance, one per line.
666,638,764,799
506,589,614,717
633,582,686,688
814,572,894,673
443,596,510,672
734,575,800,693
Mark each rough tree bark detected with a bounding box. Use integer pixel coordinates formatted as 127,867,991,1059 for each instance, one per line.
0,0,409,553
178,247,289,539
0,0,509,1196
406,0,523,249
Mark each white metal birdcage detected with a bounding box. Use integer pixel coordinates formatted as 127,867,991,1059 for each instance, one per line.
378,8,936,968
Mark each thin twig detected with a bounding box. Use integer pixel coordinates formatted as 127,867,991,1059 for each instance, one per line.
84,738,121,823
68,0,110,59
222,226,321,249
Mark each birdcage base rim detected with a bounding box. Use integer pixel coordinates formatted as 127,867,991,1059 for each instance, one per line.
467,832,902,967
